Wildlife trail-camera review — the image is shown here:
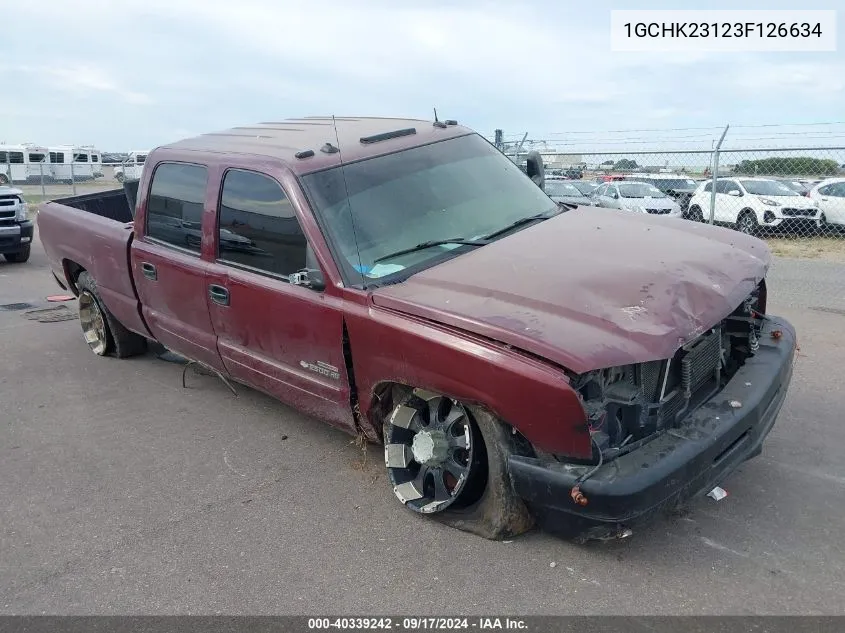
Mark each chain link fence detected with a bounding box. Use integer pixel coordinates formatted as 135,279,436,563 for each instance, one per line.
0,147,131,205
533,147,845,244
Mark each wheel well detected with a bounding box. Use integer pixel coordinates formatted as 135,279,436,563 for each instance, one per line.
63,260,86,296
369,381,536,458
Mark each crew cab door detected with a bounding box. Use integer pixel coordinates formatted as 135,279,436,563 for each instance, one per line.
130,161,224,371
204,167,355,433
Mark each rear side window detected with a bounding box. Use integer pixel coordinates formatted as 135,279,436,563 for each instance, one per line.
50,152,65,164
217,169,307,278
92,154,99,162
29,153,45,162
74,153,89,162
146,163,208,253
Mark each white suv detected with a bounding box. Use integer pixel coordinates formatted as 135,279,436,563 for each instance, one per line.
807,178,845,229
687,177,820,235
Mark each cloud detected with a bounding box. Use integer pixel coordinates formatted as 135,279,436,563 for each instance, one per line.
9,63,153,105
2,0,844,149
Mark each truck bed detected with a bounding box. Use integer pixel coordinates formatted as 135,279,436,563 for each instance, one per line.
48,182,138,223
37,183,150,339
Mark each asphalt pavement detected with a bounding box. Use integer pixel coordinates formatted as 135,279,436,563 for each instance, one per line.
1,235,843,615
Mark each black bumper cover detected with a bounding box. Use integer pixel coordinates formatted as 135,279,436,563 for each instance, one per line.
509,316,796,540
0,221,34,254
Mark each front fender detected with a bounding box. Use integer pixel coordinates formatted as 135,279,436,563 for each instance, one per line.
345,303,591,459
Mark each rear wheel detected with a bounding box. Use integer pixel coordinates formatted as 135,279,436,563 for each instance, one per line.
77,271,147,358
736,210,758,235
384,389,533,540
4,246,30,263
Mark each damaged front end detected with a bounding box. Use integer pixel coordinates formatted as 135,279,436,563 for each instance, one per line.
505,279,795,542
570,282,768,463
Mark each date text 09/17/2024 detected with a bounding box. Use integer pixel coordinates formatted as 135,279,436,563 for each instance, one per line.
307,617,528,630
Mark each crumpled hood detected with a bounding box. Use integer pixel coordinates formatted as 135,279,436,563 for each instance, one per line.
371,208,771,373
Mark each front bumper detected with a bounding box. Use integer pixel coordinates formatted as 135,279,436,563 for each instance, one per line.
0,220,33,254
509,316,796,540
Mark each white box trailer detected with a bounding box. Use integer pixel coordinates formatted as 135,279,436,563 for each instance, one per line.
114,150,148,182
48,146,98,183
0,144,49,184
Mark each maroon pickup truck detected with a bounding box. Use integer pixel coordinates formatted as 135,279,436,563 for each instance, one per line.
37,117,796,542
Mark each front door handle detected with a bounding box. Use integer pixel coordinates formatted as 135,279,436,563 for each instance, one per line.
209,284,230,306
141,262,157,280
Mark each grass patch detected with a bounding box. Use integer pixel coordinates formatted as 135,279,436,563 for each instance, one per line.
22,194,54,205
765,236,845,262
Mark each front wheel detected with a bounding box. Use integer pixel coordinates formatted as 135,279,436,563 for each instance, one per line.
4,246,30,263
736,211,758,235
0,174,8,185
384,389,533,540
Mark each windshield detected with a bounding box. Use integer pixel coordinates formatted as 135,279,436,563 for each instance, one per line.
779,180,806,193
739,179,797,196
570,182,598,195
545,181,585,197
617,183,667,198
302,134,557,285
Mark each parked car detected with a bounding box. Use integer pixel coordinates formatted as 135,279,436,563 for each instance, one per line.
0,186,33,262
808,177,845,229
590,181,682,218
544,179,593,206
37,117,795,543
687,177,820,234
624,174,699,214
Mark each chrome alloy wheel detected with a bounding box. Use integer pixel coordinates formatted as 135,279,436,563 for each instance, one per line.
78,290,108,355
385,389,478,514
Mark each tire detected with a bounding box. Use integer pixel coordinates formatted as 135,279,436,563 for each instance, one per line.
384,389,534,540
687,205,704,223
0,174,8,185
736,210,758,236
76,271,147,358
4,246,30,263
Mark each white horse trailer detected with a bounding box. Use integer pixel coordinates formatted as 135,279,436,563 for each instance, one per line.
0,144,49,184
82,146,104,177
49,146,97,183
114,150,148,182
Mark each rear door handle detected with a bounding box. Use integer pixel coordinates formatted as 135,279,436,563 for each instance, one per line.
209,284,230,306
141,262,157,280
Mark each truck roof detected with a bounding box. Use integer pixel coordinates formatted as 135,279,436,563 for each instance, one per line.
160,116,473,175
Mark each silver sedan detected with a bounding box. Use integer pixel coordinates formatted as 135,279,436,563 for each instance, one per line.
591,181,682,218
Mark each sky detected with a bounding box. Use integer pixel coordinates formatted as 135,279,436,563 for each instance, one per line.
2,0,843,152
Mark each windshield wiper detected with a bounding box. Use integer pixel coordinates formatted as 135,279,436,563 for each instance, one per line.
479,207,562,242
372,238,487,264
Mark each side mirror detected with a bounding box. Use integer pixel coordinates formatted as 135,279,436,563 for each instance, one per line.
727,190,741,196
290,268,325,291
